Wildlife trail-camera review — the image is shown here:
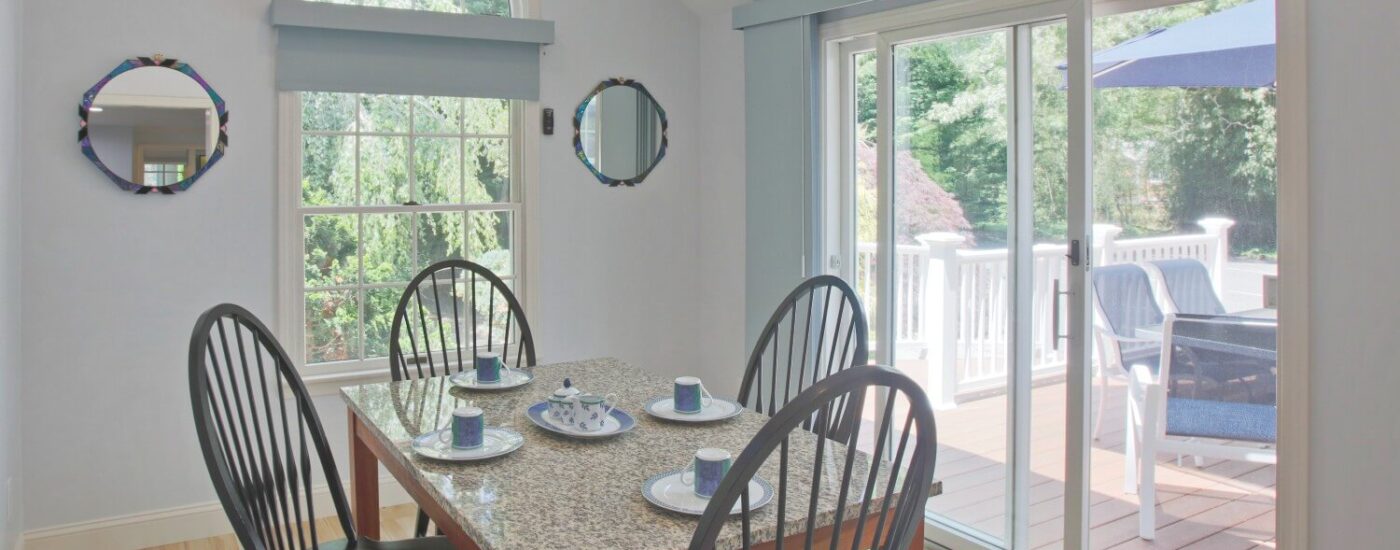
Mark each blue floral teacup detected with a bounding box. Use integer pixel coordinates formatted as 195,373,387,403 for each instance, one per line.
681,448,732,498
438,406,485,450
475,352,503,383
673,376,714,414
572,393,617,432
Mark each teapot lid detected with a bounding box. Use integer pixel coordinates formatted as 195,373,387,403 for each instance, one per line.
554,377,581,397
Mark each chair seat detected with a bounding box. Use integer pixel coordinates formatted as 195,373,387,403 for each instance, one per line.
1166,398,1276,443
321,536,456,550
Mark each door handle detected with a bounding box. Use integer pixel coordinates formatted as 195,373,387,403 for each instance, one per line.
1052,279,1072,350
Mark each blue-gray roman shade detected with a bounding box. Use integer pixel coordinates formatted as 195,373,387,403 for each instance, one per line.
272,0,554,100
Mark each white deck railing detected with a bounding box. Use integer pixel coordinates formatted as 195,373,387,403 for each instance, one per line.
856,218,1237,408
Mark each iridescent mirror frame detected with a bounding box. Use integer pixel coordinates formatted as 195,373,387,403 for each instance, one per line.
78,55,229,195
572,78,669,187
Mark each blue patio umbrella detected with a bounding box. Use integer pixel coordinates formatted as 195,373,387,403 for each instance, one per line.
1079,0,1275,88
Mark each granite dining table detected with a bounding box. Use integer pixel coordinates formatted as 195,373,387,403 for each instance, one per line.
341,357,941,550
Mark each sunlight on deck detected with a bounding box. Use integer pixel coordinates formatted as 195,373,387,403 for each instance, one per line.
922,375,1275,549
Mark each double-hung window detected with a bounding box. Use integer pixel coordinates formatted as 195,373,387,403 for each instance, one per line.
302,0,513,16
284,92,523,372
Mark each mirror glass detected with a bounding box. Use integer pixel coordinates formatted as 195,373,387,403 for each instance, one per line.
80,58,227,194
574,80,667,186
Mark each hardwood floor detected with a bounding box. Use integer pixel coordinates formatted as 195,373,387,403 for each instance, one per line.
144,504,421,550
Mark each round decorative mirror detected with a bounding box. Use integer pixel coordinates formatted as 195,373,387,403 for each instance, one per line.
79,55,228,195
573,78,668,187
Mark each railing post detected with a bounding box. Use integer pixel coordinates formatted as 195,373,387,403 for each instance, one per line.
1092,224,1123,267
916,232,966,410
1197,217,1236,295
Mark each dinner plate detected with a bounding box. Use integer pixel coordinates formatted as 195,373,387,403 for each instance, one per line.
448,368,534,391
642,470,774,516
525,401,636,439
643,397,745,423
410,427,524,462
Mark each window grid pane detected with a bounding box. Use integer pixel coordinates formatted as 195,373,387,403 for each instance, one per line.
299,91,518,364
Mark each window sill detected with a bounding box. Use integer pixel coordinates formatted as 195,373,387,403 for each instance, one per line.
301,367,395,397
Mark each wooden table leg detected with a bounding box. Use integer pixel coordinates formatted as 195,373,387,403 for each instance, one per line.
347,407,479,548
349,409,381,540
910,520,925,549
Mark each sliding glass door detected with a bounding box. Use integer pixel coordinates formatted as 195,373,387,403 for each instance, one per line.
830,4,1091,548
890,28,1016,545
830,1,1280,548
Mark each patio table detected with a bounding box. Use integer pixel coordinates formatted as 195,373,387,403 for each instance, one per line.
1134,308,1277,360
341,357,941,550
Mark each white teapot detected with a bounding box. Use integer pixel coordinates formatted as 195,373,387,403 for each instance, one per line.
545,378,582,426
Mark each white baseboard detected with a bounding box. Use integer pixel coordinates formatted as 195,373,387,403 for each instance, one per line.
22,481,412,550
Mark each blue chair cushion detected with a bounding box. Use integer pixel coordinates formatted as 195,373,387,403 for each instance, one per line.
1166,398,1276,443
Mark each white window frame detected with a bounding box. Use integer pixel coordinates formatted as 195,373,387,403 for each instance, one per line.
277,91,536,389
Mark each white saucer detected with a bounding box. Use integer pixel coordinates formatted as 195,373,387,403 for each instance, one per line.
525,402,637,439
642,469,773,515
449,368,534,391
410,427,524,461
643,397,745,423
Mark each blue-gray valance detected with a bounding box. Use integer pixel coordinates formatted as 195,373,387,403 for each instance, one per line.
731,0,873,30
272,0,554,100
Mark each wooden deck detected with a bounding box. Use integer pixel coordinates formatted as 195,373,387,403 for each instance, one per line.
923,376,1276,549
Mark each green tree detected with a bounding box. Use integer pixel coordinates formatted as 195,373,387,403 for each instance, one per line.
300,93,514,363
855,0,1276,256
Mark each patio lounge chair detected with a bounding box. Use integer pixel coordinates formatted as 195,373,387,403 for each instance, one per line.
1124,314,1277,539
1149,258,1227,315
1091,264,1164,442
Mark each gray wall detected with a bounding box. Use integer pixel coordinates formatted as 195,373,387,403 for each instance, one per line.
1305,0,1400,545
0,0,22,546
16,0,748,535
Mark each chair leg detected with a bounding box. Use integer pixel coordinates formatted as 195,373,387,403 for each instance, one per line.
1092,369,1108,441
1123,394,1138,495
1138,388,1160,540
414,508,430,538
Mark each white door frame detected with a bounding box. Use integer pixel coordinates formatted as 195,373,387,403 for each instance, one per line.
1273,0,1309,546
1062,1,1094,546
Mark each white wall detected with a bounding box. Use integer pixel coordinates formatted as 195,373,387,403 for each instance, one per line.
0,0,24,546
1304,0,1400,546
19,0,280,530
530,0,704,386
17,0,749,536
695,6,748,399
